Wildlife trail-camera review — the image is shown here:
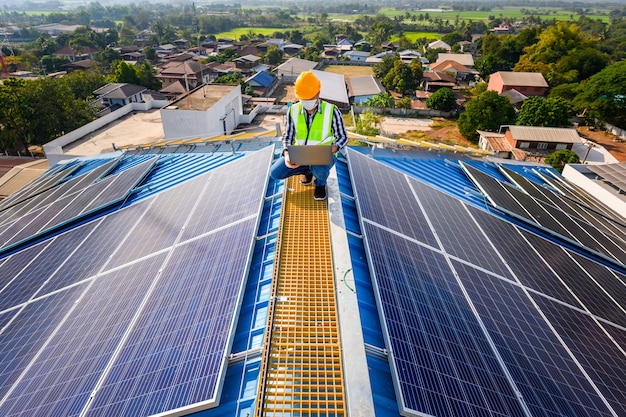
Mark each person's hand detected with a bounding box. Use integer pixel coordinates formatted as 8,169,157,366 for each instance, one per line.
331,145,338,153
284,152,299,168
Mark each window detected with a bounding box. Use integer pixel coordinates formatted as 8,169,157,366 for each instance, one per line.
519,142,530,149
537,142,548,150
556,144,568,150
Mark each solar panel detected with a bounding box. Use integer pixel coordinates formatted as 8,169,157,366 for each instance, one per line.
588,162,626,193
0,157,157,253
0,159,120,228
0,255,167,417
0,162,81,212
0,148,272,417
83,219,257,417
347,151,438,247
347,149,626,417
462,163,626,266
0,222,99,310
501,166,626,240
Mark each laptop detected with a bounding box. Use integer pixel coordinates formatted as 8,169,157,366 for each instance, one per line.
287,145,333,166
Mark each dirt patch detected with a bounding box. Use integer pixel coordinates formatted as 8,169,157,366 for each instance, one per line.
577,126,626,162
321,65,374,77
397,118,475,147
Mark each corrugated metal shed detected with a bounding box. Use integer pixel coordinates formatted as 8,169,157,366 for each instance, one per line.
503,125,583,143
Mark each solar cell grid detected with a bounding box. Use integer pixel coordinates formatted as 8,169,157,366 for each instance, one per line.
0,283,88,405
505,169,626,240
0,240,48,302
461,163,534,221
0,256,166,417
0,222,98,310
348,150,438,247
532,296,626,416
180,147,272,241
362,222,526,417
351,152,626,417
469,206,586,308
454,261,614,417
0,164,72,212
84,219,257,417
79,157,157,215
104,188,194,269
407,177,513,278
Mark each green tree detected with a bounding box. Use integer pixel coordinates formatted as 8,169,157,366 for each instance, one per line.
544,149,580,173
517,97,571,127
426,88,456,111
457,90,516,141
373,54,396,80
109,61,140,85
572,61,626,126
363,92,394,108
265,45,283,66
0,78,95,153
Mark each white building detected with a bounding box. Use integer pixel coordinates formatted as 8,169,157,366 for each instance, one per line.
160,84,243,140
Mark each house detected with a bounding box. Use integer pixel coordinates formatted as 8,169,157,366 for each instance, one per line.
155,44,177,58
381,41,400,51
245,70,278,97
427,40,451,51
458,41,477,54
500,89,528,107
477,130,513,159
93,83,148,112
428,60,476,81
156,59,211,90
365,50,395,64
491,23,513,34
488,71,549,97
344,50,369,62
61,59,97,73
501,125,583,155
274,58,318,81
336,38,354,53
282,43,304,57
421,70,456,92
398,49,427,64
346,75,386,104
436,53,475,68
320,46,340,60
234,54,262,72
53,45,99,62
204,62,240,82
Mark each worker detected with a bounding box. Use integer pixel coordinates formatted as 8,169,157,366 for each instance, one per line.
269,71,348,200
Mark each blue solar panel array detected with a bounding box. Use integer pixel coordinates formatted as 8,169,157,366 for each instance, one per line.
347,149,626,417
0,147,273,417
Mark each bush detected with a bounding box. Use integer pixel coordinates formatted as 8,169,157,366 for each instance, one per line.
426,88,456,111
544,149,580,172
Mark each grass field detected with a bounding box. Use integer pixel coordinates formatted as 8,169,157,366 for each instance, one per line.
213,27,288,39
391,32,442,42
330,6,611,23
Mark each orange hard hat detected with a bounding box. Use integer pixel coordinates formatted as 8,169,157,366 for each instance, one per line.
294,71,321,100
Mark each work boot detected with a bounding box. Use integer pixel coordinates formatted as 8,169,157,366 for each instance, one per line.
301,172,314,185
314,185,327,200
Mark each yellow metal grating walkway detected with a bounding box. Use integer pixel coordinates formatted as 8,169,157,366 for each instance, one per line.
255,176,346,416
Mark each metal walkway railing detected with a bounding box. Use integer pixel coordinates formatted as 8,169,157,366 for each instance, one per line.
255,175,346,416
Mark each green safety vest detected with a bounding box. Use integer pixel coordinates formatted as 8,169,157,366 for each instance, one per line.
290,101,335,146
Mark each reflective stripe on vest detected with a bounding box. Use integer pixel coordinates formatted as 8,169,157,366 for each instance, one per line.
290,101,334,146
